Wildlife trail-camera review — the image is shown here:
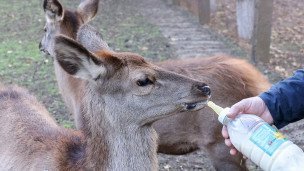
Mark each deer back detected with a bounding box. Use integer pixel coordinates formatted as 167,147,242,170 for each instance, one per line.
0,85,86,170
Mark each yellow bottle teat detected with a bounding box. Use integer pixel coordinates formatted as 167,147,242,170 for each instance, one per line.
207,101,224,116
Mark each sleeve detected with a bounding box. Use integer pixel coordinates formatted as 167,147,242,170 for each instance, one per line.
259,69,304,129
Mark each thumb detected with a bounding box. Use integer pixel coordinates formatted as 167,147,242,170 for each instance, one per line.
226,100,247,119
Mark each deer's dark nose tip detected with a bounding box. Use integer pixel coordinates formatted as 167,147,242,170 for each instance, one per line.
39,42,42,50
197,85,211,96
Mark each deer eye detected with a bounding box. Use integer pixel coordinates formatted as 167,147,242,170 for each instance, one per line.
136,78,153,87
43,26,47,32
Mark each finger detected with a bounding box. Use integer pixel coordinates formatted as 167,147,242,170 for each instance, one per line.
221,126,229,139
230,148,238,155
225,139,232,147
227,99,248,118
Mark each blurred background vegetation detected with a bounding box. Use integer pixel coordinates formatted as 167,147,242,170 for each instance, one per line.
0,0,172,128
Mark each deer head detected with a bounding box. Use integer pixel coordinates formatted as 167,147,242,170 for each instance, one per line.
39,0,99,56
54,35,211,126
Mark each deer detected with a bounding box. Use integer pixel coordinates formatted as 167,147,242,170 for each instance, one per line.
0,35,210,170
39,0,271,170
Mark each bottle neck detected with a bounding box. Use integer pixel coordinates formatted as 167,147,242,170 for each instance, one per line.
218,108,231,125
219,113,231,125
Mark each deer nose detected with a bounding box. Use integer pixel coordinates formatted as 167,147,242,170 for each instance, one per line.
39,42,42,50
196,84,211,96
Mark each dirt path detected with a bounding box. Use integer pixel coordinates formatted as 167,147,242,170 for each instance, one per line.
133,0,246,59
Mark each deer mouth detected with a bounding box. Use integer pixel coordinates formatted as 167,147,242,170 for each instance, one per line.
40,49,51,56
183,100,209,111
39,44,51,56
140,99,209,126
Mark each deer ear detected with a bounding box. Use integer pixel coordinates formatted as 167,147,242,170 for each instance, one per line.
43,0,64,22
54,35,107,80
77,24,109,52
77,0,99,23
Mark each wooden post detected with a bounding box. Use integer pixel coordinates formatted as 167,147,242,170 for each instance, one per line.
251,0,273,63
236,0,255,39
198,0,211,25
210,0,217,13
236,0,273,63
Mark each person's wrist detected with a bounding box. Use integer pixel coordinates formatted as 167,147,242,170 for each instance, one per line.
258,97,274,124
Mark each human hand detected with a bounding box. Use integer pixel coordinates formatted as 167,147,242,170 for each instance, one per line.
221,96,274,155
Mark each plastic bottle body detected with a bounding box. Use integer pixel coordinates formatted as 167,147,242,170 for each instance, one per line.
220,112,304,171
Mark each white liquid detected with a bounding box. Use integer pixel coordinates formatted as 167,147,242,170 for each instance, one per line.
219,111,304,171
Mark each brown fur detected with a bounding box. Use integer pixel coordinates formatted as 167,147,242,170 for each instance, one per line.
60,10,82,39
40,0,271,170
157,56,269,99
0,85,87,170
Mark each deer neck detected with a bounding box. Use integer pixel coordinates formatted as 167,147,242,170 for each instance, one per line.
81,88,158,171
53,60,86,129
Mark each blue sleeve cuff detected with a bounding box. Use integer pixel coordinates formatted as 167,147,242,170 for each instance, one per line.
259,69,304,129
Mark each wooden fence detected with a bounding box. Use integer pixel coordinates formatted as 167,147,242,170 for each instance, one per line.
172,0,274,63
